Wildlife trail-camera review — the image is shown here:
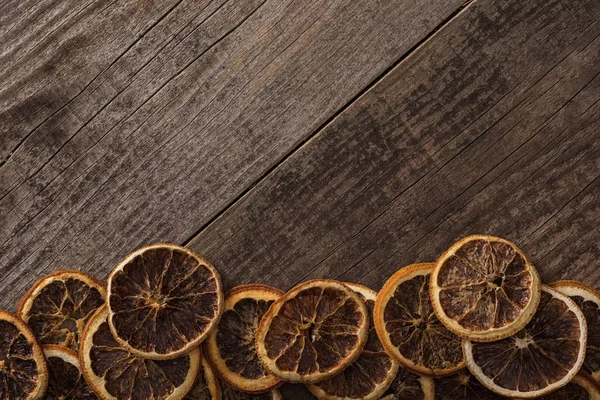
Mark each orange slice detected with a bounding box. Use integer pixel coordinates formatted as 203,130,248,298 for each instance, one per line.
43,344,95,398
551,280,600,382
18,270,106,352
204,284,283,393
431,235,541,342
255,279,369,383
374,263,464,376
107,243,223,359
80,305,199,399
0,310,48,399
464,285,587,398
308,283,399,399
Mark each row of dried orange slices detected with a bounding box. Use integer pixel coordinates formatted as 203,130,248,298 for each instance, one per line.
0,237,599,399
374,235,600,399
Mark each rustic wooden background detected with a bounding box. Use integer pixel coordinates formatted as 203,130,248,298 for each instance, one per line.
2,0,599,397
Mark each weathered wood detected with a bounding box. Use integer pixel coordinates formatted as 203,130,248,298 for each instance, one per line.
0,0,466,309
188,0,600,297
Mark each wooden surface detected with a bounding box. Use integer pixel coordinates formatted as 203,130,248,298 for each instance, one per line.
2,0,600,397
0,0,465,309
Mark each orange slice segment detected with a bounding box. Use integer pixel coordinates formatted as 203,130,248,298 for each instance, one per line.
18,270,106,352
255,279,369,383
308,283,399,399
431,235,541,342
464,285,587,398
374,263,464,376
107,243,223,360
204,284,283,393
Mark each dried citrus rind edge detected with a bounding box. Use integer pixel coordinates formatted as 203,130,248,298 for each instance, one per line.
199,350,223,399
463,285,587,399
42,344,80,368
374,263,465,376
204,284,284,393
430,235,542,342
255,279,370,384
550,280,600,383
106,243,224,360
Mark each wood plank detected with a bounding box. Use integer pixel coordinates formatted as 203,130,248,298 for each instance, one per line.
188,0,600,298
1,0,185,158
0,0,466,309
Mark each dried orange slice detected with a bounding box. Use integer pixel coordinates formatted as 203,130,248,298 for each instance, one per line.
432,370,600,399
464,285,587,398
308,283,398,399
0,310,48,399
18,270,106,352
551,280,600,382
374,263,464,376
185,353,283,400
43,344,95,398
380,368,434,400
431,235,541,342
80,305,199,399
107,243,223,359
204,284,283,393
255,279,369,383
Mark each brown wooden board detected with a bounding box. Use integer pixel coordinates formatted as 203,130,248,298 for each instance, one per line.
0,0,466,309
2,0,600,398
188,0,600,296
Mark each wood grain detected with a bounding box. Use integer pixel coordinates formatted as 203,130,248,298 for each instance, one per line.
0,0,466,309
188,0,600,296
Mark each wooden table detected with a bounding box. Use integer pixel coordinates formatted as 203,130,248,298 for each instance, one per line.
1,0,599,397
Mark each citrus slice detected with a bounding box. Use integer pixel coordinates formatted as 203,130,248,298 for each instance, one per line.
18,270,106,352
380,368,434,400
0,310,48,400
374,263,464,376
464,285,587,398
80,305,199,399
551,280,600,382
431,235,541,342
42,344,95,399
308,283,399,399
204,284,283,393
107,243,223,359
432,370,600,399
184,353,283,400
255,279,369,383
